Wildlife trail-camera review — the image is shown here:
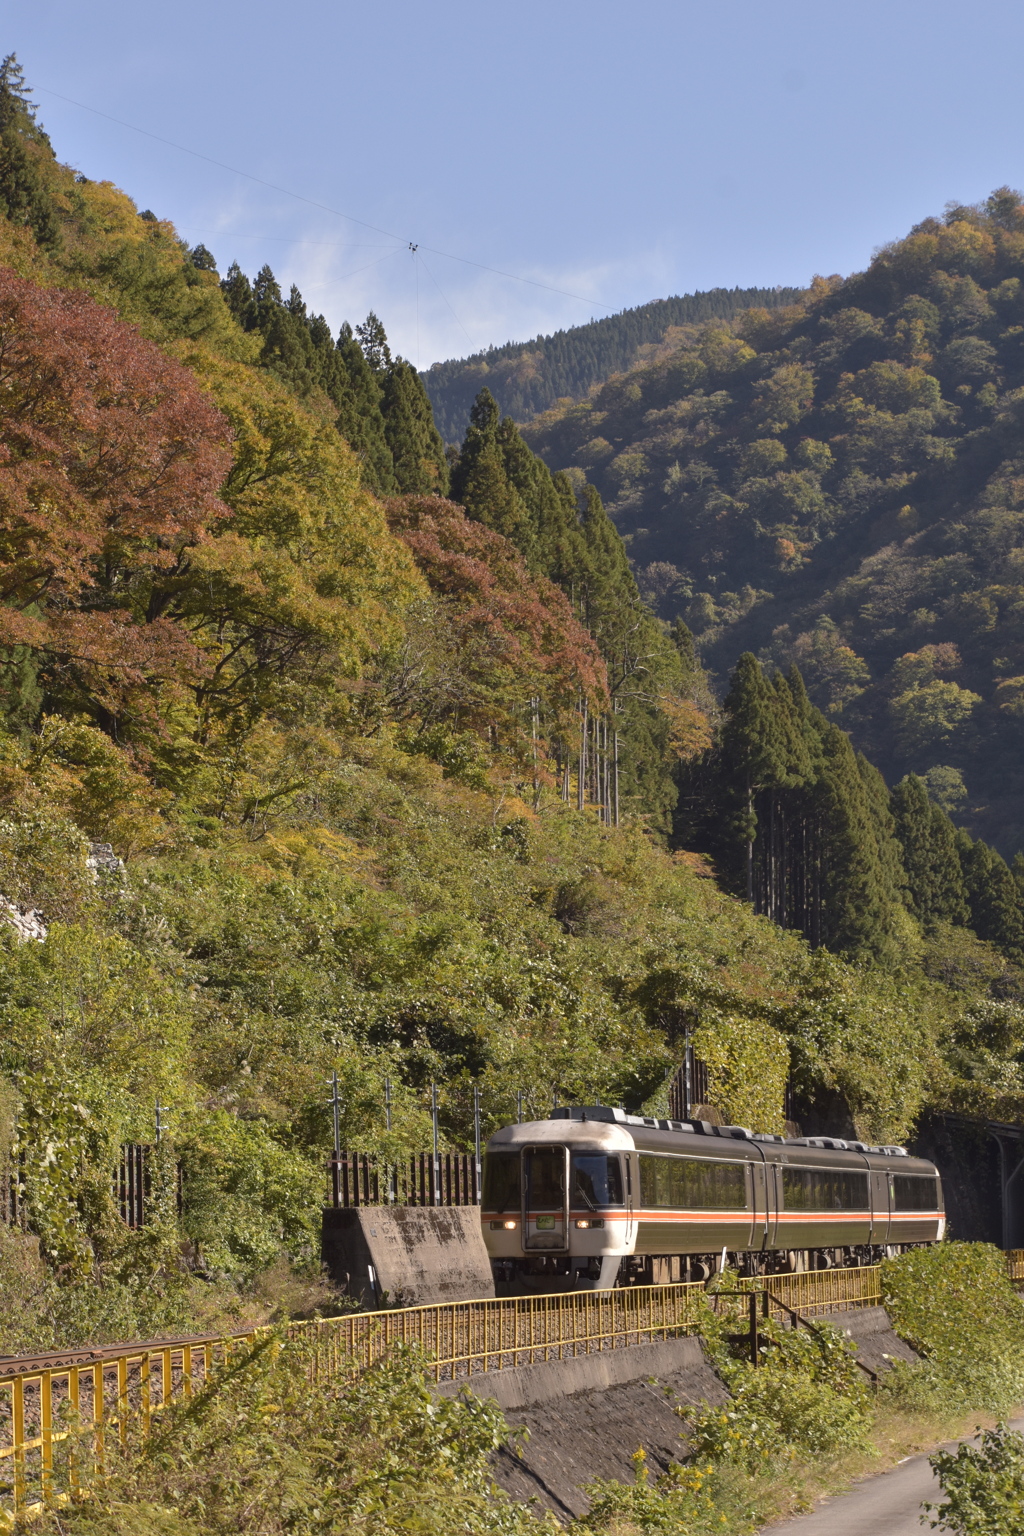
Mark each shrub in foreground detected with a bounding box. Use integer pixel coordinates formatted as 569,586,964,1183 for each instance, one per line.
27,1339,555,1536
926,1423,1024,1535
882,1243,1024,1415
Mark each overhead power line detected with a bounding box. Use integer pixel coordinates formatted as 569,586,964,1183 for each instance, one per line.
37,84,618,313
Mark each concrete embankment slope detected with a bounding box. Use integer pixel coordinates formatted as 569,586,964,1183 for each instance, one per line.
436,1334,727,1520
436,1305,918,1522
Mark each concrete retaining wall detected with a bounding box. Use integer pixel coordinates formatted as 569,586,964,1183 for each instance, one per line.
321,1205,494,1306
434,1305,919,1521
436,1335,727,1521
832,1304,919,1375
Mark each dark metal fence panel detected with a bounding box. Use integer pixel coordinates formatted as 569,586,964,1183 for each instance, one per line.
1,1153,23,1228
111,1146,182,1229
667,1053,711,1121
326,1150,479,1209
114,1144,150,1229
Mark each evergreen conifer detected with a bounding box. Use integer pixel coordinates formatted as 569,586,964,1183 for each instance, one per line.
0,55,60,249
335,322,395,494
379,359,449,495
450,390,534,549
959,836,1024,960
891,775,969,925
813,725,902,960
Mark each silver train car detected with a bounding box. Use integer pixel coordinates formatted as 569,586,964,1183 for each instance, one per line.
482,1105,945,1292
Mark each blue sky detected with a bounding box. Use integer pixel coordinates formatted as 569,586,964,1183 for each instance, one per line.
8,0,1024,365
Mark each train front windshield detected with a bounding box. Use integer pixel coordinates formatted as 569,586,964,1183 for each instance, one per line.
482,1150,520,1212
484,1149,624,1211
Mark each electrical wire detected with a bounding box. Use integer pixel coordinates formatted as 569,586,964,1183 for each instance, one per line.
37,84,618,312
416,250,477,354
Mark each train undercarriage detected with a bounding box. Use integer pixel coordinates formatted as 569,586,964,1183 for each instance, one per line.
492,1243,929,1294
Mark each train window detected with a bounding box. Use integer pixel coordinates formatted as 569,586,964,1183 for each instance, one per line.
639,1154,747,1210
571,1154,624,1208
482,1151,520,1212
524,1147,566,1210
782,1167,869,1211
892,1174,938,1211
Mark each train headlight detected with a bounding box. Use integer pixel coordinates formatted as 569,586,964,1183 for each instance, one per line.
575,1218,604,1229
490,1219,518,1230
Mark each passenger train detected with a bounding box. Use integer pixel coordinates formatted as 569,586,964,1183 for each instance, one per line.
482,1105,944,1292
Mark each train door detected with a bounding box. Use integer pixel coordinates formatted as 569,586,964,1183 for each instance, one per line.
624,1152,635,1248
749,1159,764,1250
869,1167,891,1247
755,1157,780,1251
522,1145,569,1252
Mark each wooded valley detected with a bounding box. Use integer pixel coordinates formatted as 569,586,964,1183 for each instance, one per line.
0,53,1023,1354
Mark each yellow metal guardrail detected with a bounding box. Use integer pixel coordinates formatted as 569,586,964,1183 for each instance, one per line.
735,1262,882,1317
0,1265,883,1524
0,1334,255,1527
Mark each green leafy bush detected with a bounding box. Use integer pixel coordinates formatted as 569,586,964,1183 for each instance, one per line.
882,1243,1024,1415
687,1315,874,1469
31,1341,555,1536
580,1448,741,1535
925,1424,1024,1535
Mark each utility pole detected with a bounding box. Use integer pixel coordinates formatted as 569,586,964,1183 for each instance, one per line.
327,1071,342,1206
155,1102,173,1146
431,1081,440,1206
612,703,620,828
683,1032,692,1122
384,1076,395,1203
473,1083,482,1206
578,698,588,811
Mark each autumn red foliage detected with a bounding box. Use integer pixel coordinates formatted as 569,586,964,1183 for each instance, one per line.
0,266,233,707
386,495,608,713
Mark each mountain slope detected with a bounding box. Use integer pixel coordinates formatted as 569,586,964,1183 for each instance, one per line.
422,286,804,442
1,56,1024,1358
523,192,1024,855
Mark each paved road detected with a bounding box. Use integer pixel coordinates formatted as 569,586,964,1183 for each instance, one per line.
761,1417,1024,1535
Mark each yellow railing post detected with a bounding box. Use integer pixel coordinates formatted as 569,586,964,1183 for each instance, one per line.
11,1377,26,1515
40,1370,53,1503
92,1363,104,1479
116,1358,128,1448
68,1364,81,1497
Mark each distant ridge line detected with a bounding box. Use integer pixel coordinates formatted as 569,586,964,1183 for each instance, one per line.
422,284,805,442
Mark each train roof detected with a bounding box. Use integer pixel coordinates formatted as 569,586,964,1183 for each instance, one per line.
546,1104,912,1158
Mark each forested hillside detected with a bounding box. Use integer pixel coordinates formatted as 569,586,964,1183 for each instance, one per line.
524,192,1024,858
1,54,1024,1349
422,286,804,442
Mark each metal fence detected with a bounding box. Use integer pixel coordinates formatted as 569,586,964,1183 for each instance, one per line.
0,1333,254,1525
327,1150,479,1208
0,1265,884,1524
0,1166,21,1230
735,1263,883,1317
3,1147,182,1235
1007,1249,1024,1283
